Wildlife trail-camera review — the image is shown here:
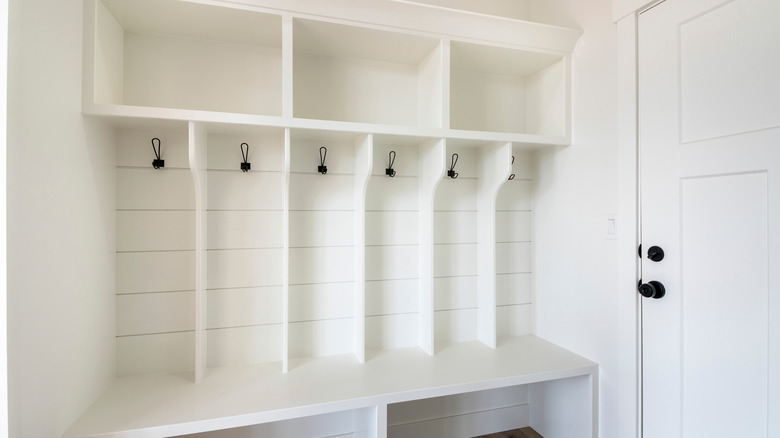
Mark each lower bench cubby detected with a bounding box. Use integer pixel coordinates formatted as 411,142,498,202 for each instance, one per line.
175,407,378,438
473,427,544,438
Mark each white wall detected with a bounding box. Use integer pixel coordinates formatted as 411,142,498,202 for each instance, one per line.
7,0,116,436
528,0,621,437
1,0,8,435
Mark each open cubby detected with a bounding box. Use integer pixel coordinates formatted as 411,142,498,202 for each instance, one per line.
287,129,370,362
293,18,445,128
204,126,286,369
365,135,423,352
93,0,283,115
496,149,535,343
175,406,379,438
433,145,479,346
115,123,196,377
450,41,568,136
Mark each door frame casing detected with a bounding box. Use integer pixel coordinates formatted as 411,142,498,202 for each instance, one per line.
615,1,665,437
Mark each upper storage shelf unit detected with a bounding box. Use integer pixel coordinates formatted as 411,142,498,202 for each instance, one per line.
91,0,283,115
84,0,581,145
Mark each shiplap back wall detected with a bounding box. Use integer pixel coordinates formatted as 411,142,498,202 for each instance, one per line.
116,127,195,376
116,126,533,376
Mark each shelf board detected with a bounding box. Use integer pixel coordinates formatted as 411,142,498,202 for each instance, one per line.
83,104,570,148
64,335,596,437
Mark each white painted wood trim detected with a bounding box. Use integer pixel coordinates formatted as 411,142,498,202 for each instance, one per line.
281,15,293,119
190,0,582,54
376,404,388,438
417,139,446,354
440,39,451,130
0,0,9,432
476,142,512,348
616,12,640,438
189,122,208,382
354,134,373,363
83,104,572,148
282,128,291,373
63,336,597,438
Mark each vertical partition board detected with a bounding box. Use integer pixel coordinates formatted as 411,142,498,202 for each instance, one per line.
417,40,448,129
417,139,446,354
476,142,512,349
189,122,208,382
353,405,381,438
283,129,290,372
281,16,293,119
354,134,373,363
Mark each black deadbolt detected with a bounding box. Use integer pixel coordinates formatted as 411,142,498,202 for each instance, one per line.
647,246,664,262
638,280,666,299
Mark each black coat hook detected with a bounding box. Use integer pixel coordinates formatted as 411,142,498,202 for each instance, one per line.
240,142,251,172
318,146,328,175
386,150,396,177
509,156,515,180
151,137,164,169
447,153,459,179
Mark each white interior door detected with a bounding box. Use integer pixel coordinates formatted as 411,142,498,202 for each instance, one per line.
639,0,780,436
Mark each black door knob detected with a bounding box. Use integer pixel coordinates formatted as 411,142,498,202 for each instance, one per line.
647,245,665,262
638,280,666,299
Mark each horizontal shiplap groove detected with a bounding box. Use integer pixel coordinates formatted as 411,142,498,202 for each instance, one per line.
206,208,283,212
206,169,284,174
116,249,194,254
288,316,354,324
288,280,354,287
497,303,531,308
433,242,477,246
390,403,528,428
495,209,532,212
495,240,532,244
289,209,354,212
365,277,419,283
116,289,194,296
117,208,196,212
206,247,284,251
206,323,282,331
365,243,418,248
365,310,419,317
434,307,477,312
116,329,195,338
365,209,419,213
290,171,355,176
117,165,191,171
433,210,478,213
207,285,284,291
